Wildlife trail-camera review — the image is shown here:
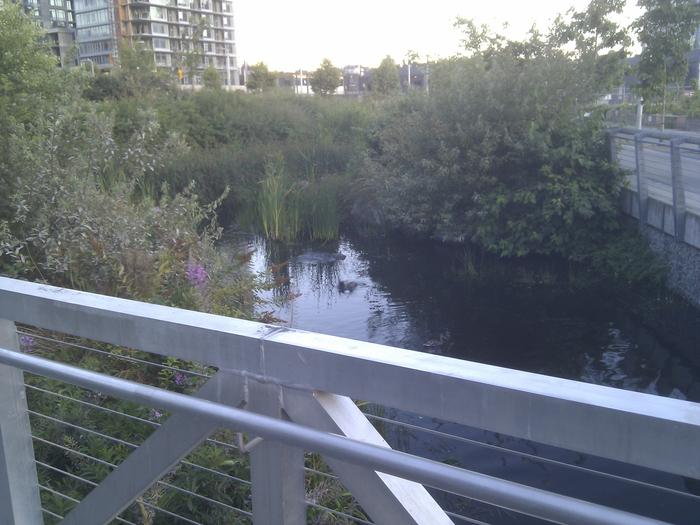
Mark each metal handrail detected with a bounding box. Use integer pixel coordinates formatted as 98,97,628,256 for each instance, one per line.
1,277,699,481
0,347,668,525
613,127,700,146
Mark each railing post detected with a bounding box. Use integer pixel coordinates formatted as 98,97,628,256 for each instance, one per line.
608,129,618,164
247,379,306,525
0,320,42,525
635,132,650,226
670,138,687,241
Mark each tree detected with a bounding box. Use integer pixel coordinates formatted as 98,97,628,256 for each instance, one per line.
202,65,222,90
310,58,341,96
0,4,64,220
372,56,400,96
0,4,59,121
179,17,207,89
634,0,700,125
118,41,173,95
550,0,631,93
246,62,276,92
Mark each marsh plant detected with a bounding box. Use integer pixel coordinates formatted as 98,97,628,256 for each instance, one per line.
256,159,340,241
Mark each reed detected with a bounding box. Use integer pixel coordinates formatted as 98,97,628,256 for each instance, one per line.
256,160,341,241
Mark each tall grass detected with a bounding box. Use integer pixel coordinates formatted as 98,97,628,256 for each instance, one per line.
256,160,341,241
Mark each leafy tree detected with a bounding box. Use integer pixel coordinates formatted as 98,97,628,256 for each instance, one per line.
0,4,60,121
118,41,173,95
83,73,128,101
364,19,626,259
176,17,207,89
202,65,222,90
550,0,631,93
246,62,276,92
634,0,700,123
0,4,65,221
310,58,341,96
372,55,401,96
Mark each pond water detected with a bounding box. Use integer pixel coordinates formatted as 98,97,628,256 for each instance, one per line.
226,232,700,524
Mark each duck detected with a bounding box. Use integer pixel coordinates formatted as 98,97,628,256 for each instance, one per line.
423,330,450,349
338,280,358,293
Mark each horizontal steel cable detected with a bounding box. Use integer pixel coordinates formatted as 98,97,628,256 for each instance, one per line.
33,434,251,521
18,330,211,379
362,412,700,503
306,501,373,525
29,408,251,487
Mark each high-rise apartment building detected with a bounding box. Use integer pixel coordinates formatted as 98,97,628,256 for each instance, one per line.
10,0,239,86
117,0,239,86
19,0,76,67
74,0,119,69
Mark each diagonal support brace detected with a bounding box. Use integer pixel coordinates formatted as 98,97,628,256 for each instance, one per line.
283,388,453,525
62,371,244,525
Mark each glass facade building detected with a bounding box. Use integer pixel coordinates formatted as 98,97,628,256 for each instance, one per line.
118,0,239,86
74,0,118,67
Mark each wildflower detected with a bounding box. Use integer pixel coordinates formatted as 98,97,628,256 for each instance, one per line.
19,335,35,353
173,372,187,386
149,409,163,421
185,261,208,289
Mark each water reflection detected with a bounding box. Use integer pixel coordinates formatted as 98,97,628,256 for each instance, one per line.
223,232,700,524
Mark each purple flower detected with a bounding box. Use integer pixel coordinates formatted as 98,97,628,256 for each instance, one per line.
173,372,187,386
19,335,35,353
185,261,208,289
149,409,163,421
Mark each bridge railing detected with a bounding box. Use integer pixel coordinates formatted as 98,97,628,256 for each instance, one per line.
609,127,700,248
0,276,698,524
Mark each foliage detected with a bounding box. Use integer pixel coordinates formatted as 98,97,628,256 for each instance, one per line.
550,0,631,94
0,4,61,120
176,17,207,88
0,4,74,220
362,13,628,259
83,73,128,101
371,56,401,96
310,58,342,96
246,61,276,92
153,91,369,231
118,41,175,96
633,0,700,104
202,65,222,90
255,159,340,241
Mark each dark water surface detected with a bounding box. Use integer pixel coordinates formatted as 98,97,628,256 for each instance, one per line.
226,233,700,524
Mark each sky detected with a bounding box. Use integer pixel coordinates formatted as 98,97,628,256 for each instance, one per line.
234,0,643,72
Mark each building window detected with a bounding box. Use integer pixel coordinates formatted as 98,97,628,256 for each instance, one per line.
76,10,109,26
151,22,167,35
150,6,166,20
152,37,169,50
155,52,170,66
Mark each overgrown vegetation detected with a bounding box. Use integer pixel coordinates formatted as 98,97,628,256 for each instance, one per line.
0,0,684,521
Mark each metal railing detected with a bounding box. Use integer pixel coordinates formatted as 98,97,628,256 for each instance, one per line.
0,276,699,525
609,127,700,248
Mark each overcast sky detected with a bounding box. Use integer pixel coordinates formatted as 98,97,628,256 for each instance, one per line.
234,0,642,71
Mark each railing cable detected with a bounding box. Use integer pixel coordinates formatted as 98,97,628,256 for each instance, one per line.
19,330,211,379
306,501,373,525
364,412,700,503
28,408,251,487
25,382,243,457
